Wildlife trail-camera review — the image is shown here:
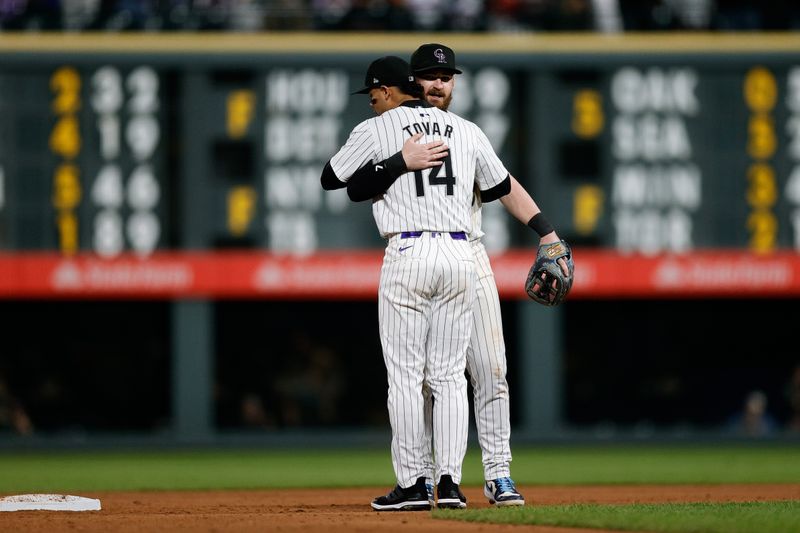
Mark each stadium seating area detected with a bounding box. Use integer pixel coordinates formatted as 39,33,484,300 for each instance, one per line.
1,0,799,33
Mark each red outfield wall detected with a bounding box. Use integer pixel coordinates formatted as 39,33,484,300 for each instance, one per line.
1,248,799,299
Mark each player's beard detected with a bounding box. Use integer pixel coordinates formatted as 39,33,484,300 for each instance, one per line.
426,88,452,111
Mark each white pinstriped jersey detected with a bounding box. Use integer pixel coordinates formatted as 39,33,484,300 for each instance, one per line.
329,101,508,238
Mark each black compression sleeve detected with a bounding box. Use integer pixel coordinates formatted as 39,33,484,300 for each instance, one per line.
479,175,511,203
347,152,408,202
320,161,347,190
528,212,555,237
382,151,408,177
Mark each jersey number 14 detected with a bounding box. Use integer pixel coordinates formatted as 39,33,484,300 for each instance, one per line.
414,154,455,197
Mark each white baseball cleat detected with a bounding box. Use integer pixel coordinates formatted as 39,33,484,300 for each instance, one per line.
484,477,525,506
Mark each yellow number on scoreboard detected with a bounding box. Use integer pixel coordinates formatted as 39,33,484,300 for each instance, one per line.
572,89,604,139
227,90,255,140
747,114,777,160
50,67,81,115
49,115,81,159
744,67,777,113
746,163,777,209
227,185,256,236
746,209,777,253
573,185,604,235
52,164,82,210
57,210,79,255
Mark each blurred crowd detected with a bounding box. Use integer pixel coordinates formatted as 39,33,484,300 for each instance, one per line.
1,0,799,32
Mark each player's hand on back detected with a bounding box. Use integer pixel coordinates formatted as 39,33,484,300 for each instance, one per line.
401,132,448,171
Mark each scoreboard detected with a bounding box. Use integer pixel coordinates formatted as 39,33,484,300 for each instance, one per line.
0,62,166,255
1,33,800,299
535,62,800,253
180,54,522,254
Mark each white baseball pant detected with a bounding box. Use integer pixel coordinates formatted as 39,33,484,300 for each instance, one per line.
379,231,476,487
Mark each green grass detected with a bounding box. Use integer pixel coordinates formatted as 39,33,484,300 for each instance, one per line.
497,444,800,485
0,448,396,492
435,501,800,533
0,444,798,492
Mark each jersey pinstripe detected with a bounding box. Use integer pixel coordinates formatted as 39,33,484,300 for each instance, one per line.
329,103,508,237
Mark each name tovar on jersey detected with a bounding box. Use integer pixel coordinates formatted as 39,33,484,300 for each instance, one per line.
329,101,508,238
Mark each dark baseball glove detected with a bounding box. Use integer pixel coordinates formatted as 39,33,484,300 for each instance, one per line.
525,240,574,306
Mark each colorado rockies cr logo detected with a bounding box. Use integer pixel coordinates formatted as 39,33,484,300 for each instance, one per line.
434,49,447,63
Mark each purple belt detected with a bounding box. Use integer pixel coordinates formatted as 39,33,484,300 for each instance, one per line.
400,231,467,240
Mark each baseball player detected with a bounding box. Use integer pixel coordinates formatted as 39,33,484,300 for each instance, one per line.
338,44,568,507
321,55,520,511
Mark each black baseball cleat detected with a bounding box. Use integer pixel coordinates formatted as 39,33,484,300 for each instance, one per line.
436,474,467,509
371,476,432,511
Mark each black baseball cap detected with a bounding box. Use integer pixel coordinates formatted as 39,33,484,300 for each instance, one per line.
353,56,415,94
410,43,463,75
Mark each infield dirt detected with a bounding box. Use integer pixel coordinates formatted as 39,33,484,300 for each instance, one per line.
1,484,798,532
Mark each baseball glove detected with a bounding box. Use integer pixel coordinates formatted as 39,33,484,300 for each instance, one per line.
525,240,574,306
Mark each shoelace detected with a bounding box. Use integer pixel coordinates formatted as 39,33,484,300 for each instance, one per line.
496,477,517,494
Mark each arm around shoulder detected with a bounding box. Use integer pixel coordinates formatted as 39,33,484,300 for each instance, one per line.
347,152,407,202
320,161,347,191
347,132,447,202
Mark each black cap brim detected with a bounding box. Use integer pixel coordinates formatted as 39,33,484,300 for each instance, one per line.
413,66,462,75
352,86,373,95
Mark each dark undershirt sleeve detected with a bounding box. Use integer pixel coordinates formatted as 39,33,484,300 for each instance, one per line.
320,161,347,191
346,151,408,202
479,175,511,203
